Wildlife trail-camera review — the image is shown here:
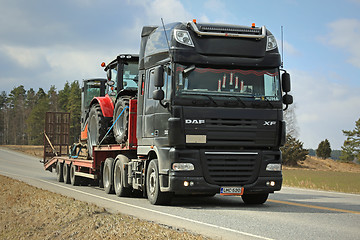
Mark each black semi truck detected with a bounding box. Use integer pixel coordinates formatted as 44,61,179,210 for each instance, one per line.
44,20,292,205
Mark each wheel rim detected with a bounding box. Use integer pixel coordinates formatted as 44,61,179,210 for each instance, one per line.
115,107,125,136
148,169,156,196
89,115,98,146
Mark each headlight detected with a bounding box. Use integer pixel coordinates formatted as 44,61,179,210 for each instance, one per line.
174,30,194,47
266,163,281,171
172,163,195,171
266,35,277,51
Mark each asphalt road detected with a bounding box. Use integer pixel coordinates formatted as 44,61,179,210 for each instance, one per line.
1,147,359,240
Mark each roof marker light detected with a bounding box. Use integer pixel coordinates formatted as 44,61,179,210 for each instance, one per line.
252,23,256,28
193,19,197,23
101,62,106,67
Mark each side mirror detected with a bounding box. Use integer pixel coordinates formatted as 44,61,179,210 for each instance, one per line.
283,94,293,105
282,72,291,93
153,89,164,101
154,66,164,87
107,70,112,81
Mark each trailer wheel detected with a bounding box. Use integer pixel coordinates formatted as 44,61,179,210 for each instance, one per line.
241,193,269,205
87,103,113,158
146,159,173,205
103,158,115,194
56,161,64,182
70,164,81,186
113,98,129,144
114,155,131,197
63,163,70,184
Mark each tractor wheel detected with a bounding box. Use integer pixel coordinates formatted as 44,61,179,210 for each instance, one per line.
56,161,64,182
87,103,113,158
113,97,130,144
241,193,269,205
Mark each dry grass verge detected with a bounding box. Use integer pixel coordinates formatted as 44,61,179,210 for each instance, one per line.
0,174,208,240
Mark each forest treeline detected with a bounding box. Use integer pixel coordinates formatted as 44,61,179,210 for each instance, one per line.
0,81,81,145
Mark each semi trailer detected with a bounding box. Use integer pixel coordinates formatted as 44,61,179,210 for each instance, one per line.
44,20,293,205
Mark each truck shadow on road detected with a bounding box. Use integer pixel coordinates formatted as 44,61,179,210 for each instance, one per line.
168,194,359,215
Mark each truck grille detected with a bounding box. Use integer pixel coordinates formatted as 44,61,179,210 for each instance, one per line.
202,151,260,185
205,118,270,146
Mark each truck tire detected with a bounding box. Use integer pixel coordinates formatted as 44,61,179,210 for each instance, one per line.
87,103,113,159
241,193,269,205
56,161,64,182
114,155,131,197
63,163,70,184
103,158,115,194
70,164,80,186
146,159,173,205
113,98,129,144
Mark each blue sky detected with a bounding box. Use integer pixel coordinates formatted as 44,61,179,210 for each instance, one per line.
1,0,360,149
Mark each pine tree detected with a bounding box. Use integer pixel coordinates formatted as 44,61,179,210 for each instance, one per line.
67,81,81,143
281,135,309,166
26,89,49,145
316,139,332,159
340,118,360,162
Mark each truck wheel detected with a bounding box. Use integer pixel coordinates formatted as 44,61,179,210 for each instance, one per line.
103,158,115,194
241,193,269,205
87,103,113,159
114,155,131,197
113,98,129,144
63,163,70,184
146,159,173,205
56,161,64,182
70,164,80,186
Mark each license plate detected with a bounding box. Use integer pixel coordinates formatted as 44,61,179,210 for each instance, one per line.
220,187,244,196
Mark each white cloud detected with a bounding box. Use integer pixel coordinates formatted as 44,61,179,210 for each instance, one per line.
290,69,360,149
324,18,360,68
283,41,301,56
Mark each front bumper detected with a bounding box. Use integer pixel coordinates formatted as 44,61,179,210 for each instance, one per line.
161,175,282,195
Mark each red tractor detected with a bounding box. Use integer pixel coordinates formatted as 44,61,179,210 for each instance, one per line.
80,54,139,157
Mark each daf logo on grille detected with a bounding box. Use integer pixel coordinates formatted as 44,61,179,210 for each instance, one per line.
264,121,276,126
186,119,205,124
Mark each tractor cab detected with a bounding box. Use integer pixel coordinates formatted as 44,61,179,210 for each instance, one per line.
103,54,139,101
80,78,107,133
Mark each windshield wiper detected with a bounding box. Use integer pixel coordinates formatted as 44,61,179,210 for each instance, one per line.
181,92,218,106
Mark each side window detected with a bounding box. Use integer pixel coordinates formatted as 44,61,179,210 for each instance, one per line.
107,68,117,96
163,68,172,100
147,68,156,99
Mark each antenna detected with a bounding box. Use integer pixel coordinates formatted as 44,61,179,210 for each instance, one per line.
281,25,284,68
161,18,171,54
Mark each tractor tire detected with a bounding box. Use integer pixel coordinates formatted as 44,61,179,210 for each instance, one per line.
241,193,269,205
146,159,173,205
113,97,130,144
87,103,113,158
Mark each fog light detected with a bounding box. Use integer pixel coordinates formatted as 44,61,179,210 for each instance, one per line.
184,181,189,187
266,181,276,187
190,181,194,186
266,163,281,171
173,163,195,171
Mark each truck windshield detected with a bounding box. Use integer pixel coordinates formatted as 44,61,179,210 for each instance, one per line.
175,65,281,101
